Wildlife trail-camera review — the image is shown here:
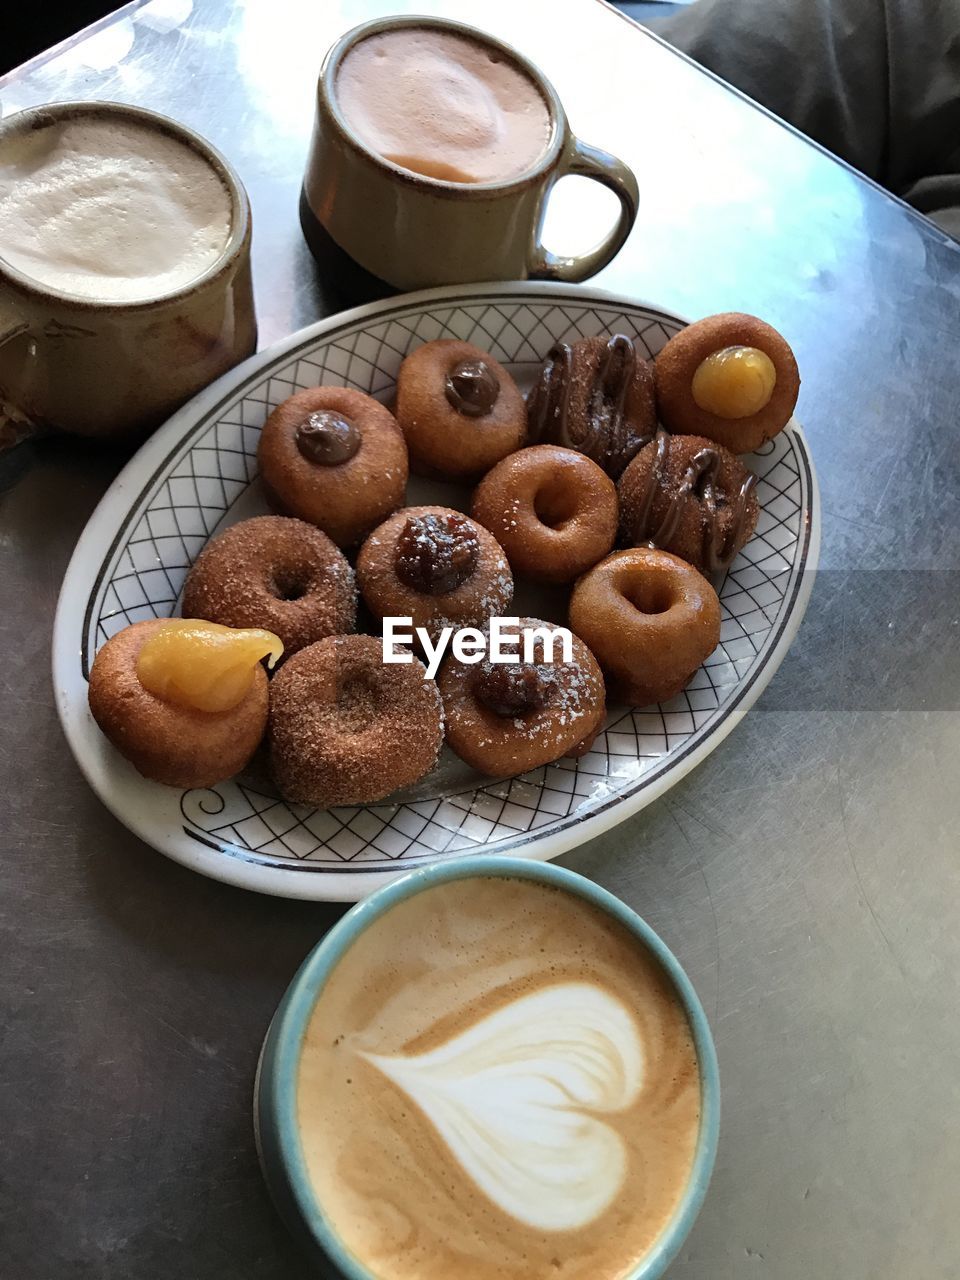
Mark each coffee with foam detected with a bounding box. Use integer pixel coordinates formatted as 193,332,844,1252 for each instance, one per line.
0,116,231,302
297,877,701,1280
335,28,552,184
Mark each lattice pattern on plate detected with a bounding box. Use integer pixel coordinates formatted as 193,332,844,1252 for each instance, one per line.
81,294,810,874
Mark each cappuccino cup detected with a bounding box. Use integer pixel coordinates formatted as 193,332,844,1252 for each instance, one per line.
0,101,256,442
301,17,639,290
256,856,719,1280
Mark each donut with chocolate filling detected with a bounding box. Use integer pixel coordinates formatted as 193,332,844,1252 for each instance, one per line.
88,619,270,788
527,334,656,478
182,516,356,657
654,313,799,453
258,386,408,546
569,548,721,707
394,339,526,479
268,634,443,807
439,618,606,776
471,445,617,583
617,432,759,573
356,506,513,644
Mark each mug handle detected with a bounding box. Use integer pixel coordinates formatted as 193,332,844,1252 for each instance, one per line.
529,136,639,283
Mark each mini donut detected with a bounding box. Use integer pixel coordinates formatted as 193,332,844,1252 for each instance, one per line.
471,445,617,583
618,431,759,573
439,618,606,777
182,516,356,657
258,386,408,546
527,334,656,478
569,549,721,706
88,619,268,788
356,506,513,644
268,634,443,807
394,339,526,479
655,313,799,453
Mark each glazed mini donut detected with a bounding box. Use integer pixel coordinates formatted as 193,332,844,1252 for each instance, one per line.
618,431,759,573
394,339,526,479
527,334,657,478
182,515,356,657
268,634,444,807
569,548,721,706
655,313,799,453
356,506,513,644
258,386,408,547
88,619,268,788
471,445,617,583
439,618,606,777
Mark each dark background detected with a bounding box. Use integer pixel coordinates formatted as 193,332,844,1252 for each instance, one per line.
1,1,683,76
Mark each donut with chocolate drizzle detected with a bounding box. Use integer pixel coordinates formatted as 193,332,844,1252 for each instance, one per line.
395,339,526,479
258,386,408,547
618,432,759,573
356,506,513,645
439,618,606,776
527,334,657,478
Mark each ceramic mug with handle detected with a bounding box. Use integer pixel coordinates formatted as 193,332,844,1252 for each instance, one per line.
300,16,640,291
0,101,257,446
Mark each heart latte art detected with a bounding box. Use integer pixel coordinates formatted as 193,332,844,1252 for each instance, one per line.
364,982,644,1231
297,878,701,1280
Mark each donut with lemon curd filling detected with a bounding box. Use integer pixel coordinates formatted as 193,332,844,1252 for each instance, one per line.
257,386,408,547
569,548,721,707
181,515,356,658
268,634,444,807
88,618,271,788
654,312,799,453
471,445,617,583
394,339,526,480
439,618,606,776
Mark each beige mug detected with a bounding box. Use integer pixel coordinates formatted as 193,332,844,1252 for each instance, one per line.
0,101,257,443
300,16,639,291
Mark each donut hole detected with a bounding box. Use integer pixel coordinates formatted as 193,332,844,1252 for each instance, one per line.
270,566,311,602
534,483,579,530
623,578,675,616
334,671,379,733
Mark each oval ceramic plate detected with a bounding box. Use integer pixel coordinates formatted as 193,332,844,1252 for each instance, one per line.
54,283,819,901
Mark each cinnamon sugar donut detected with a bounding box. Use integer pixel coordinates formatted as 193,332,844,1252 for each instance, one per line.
356,506,513,644
569,549,721,706
182,516,356,657
395,339,526,479
268,634,443,807
618,432,759,573
655,313,799,453
439,618,606,776
258,386,408,546
527,334,656,478
88,619,268,788
471,445,617,583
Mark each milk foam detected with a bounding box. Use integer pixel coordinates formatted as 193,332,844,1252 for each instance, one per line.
0,117,231,301
336,29,551,184
364,982,643,1232
296,878,701,1280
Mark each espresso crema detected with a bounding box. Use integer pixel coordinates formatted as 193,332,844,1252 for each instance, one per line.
296,877,701,1280
335,28,552,184
0,115,231,302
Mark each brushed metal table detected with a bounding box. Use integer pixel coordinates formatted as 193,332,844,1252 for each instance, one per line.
1,2,958,1276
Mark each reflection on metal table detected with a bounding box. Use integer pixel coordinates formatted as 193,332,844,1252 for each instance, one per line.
1,1,957,1278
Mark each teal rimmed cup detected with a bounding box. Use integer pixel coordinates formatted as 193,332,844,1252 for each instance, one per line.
255,855,720,1279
